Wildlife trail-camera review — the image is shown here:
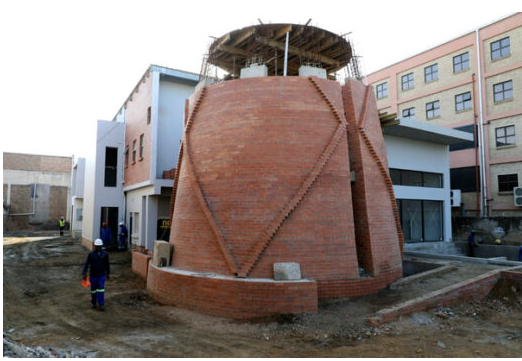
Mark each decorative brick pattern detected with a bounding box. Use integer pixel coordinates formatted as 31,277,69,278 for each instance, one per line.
147,263,318,318
132,251,152,279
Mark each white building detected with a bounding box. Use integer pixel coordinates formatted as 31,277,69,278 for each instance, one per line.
69,157,85,236
383,118,473,243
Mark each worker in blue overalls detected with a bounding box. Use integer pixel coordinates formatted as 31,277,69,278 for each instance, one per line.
82,239,110,311
100,222,112,250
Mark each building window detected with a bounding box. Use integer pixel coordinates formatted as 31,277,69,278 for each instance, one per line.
376,82,387,99
401,72,414,90
449,124,477,152
424,64,438,82
493,80,513,102
498,174,518,192
496,125,515,147
124,146,129,167
389,168,443,188
453,52,469,73
76,208,83,221
426,100,440,119
397,199,443,242
491,37,510,60
402,107,415,120
147,106,151,125
132,140,137,163
139,134,144,159
455,91,472,112
104,147,117,187
450,166,480,192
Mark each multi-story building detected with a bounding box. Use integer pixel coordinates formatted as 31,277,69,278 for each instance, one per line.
69,157,85,236
81,65,199,250
366,12,522,219
3,152,72,231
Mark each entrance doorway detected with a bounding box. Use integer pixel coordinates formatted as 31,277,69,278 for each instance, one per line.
100,207,118,249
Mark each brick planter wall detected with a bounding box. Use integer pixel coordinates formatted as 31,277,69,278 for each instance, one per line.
147,264,318,318
132,251,152,279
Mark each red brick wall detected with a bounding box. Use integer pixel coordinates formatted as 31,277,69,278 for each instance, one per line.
124,72,153,186
170,77,359,280
342,79,403,276
147,263,318,318
132,251,152,279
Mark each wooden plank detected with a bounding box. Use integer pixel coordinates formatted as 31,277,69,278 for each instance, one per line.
217,44,251,57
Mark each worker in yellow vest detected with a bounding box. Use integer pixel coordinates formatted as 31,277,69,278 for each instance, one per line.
59,216,65,236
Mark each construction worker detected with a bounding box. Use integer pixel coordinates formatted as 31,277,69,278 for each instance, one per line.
118,222,128,252
100,222,112,250
467,229,478,257
494,238,502,245
82,239,110,311
59,216,65,236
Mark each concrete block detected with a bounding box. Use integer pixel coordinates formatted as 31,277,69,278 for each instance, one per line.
240,64,268,78
299,65,326,79
152,240,172,267
273,262,301,280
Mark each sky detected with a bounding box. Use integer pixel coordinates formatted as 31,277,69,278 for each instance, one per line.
0,1,518,160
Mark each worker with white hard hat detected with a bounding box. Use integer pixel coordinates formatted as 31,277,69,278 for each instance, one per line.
118,221,128,252
82,238,110,311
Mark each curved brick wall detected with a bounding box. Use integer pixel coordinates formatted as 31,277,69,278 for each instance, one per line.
147,76,403,318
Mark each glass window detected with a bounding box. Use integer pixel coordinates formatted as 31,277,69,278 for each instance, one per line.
132,140,137,163
376,82,387,99
450,166,480,192
139,134,144,158
397,200,443,242
453,52,469,73
389,168,443,188
423,201,443,241
455,92,472,111
496,125,515,147
498,174,518,192
423,172,443,188
493,80,513,102
424,64,438,82
401,72,414,90
491,37,510,60
426,100,440,119
124,146,129,166
147,107,151,125
402,107,415,120
390,169,401,185
449,124,477,152
104,147,117,187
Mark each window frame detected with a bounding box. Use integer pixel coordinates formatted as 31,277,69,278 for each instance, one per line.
426,100,440,119
139,134,144,159
491,37,510,60
402,107,415,120
147,106,151,125
453,52,469,73
493,80,513,103
495,125,515,147
424,64,438,83
389,168,443,188
124,146,129,167
401,72,414,90
132,140,137,163
498,173,518,193
376,82,388,99
455,91,472,112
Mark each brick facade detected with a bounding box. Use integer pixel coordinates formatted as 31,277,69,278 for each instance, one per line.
3,152,71,173
132,251,152,279
146,76,403,318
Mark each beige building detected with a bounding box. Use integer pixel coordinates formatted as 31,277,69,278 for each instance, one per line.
3,152,72,231
366,13,522,217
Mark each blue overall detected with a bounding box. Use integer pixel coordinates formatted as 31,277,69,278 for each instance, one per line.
118,225,128,252
83,250,110,307
100,227,112,249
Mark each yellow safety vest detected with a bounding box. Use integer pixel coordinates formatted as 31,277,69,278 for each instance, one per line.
59,220,65,227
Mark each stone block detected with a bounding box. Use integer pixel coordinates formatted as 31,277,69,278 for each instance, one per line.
152,240,172,267
273,262,301,280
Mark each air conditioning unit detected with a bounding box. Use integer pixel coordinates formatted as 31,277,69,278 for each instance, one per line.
514,187,522,207
450,189,461,207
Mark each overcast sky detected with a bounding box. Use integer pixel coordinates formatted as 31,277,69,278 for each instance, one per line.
0,1,518,160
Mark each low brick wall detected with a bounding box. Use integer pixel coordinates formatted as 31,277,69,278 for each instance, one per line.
132,251,152,279
368,268,513,326
147,264,318,318
318,267,402,299
81,237,93,250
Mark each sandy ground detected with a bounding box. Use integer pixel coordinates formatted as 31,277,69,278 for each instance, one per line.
3,234,522,357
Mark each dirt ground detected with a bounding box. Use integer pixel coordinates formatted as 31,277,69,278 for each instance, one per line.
3,233,522,357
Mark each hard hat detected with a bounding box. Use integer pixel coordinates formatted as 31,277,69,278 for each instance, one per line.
470,229,475,233
495,239,502,244
102,222,107,226
119,222,124,226
94,239,103,246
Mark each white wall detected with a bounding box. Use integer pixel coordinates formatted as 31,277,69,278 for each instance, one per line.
155,78,195,179
385,134,452,242
81,120,125,242
125,185,155,246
